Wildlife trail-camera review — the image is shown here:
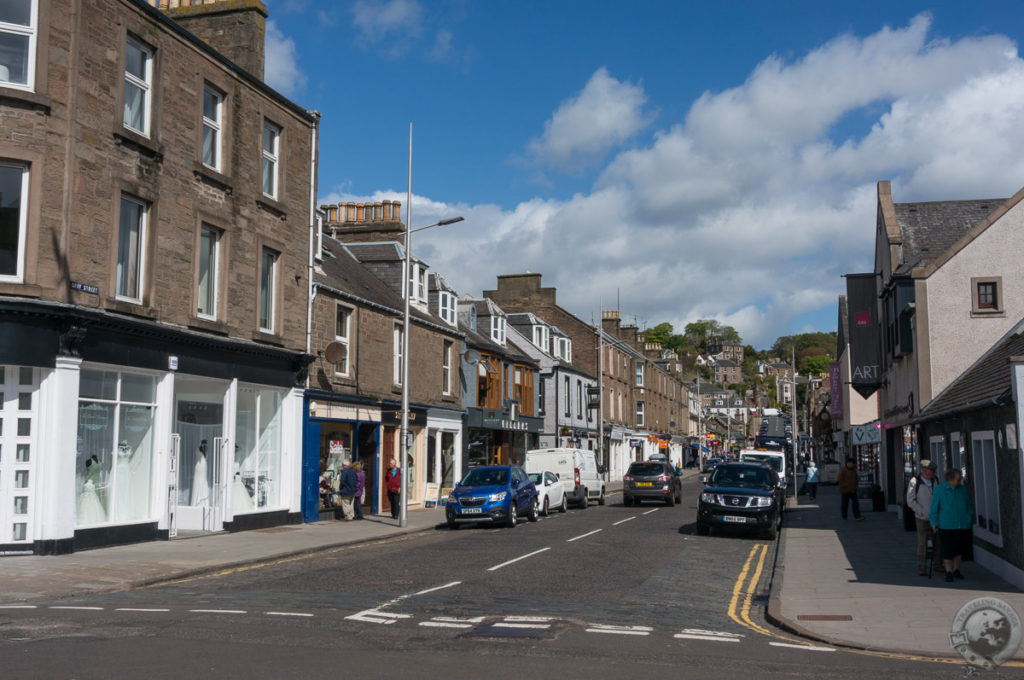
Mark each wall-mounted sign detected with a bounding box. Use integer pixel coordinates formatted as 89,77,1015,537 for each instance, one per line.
851,423,881,445
70,281,99,295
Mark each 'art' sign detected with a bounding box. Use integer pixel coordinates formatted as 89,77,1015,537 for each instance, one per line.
846,273,883,399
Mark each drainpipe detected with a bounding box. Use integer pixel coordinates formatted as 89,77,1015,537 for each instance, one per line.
305,112,320,390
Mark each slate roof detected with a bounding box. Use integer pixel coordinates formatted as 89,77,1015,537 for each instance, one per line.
343,242,403,261
894,199,1004,269
920,321,1024,419
713,359,739,367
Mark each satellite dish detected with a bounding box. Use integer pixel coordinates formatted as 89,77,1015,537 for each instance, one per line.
324,342,348,364
463,348,482,364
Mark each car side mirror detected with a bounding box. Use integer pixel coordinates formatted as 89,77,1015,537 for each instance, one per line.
512,478,520,488
699,475,708,484
597,465,606,474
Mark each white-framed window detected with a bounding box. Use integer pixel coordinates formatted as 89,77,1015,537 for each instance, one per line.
393,324,404,386
438,291,456,326
564,375,570,417
636,401,645,427
950,432,965,479
116,195,147,303
196,225,219,319
0,0,37,90
970,431,1001,546
442,339,453,395
635,362,644,387
261,119,280,199
533,325,550,353
0,162,28,282
259,248,277,332
928,435,946,479
334,304,352,376
201,85,223,170
415,265,427,302
490,316,506,345
123,35,153,136
576,379,583,419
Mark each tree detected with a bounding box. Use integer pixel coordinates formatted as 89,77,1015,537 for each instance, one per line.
644,322,674,347
685,319,742,351
801,355,831,375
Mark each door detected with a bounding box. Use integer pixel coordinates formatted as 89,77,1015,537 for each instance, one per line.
173,378,228,532
380,427,395,515
356,424,378,515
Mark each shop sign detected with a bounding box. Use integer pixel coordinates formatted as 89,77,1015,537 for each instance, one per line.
829,362,843,418
439,487,453,506
329,440,347,455
500,419,529,431
424,483,440,508
852,423,881,445
629,438,644,447
846,273,883,399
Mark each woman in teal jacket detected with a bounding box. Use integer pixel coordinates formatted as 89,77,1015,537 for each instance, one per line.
930,468,974,583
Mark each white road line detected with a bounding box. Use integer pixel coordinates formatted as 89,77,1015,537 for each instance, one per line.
487,547,550,571
188,609,246,614
49,606,103,611
413,581,462,596
419,621,473,629
612,516,636,526
567,529,602,542
674,633,741,642
769,642,836,652
433,616,485,623
586,624,652,636
115,608,170,612
266,611,314,618
345,609,412,624
679,628,743,638
642,508,661,515
503,616,553,622
492,622,551,629
0,605,37,609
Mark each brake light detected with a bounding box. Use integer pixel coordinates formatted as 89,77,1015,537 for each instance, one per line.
658,475,670,482
624,475,634,481
574,468,581,485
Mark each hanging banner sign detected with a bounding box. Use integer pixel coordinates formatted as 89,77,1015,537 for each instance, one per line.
846,273,883,399
829,362,843,418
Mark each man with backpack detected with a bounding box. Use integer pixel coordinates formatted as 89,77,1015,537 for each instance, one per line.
907,459,942,576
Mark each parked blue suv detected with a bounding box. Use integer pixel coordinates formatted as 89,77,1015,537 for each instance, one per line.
446,465,539,528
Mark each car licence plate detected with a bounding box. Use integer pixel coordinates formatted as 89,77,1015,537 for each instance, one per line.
722,515,747,523
636,482,653,487
462,507,483,514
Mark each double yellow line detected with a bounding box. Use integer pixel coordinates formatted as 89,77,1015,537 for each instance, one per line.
727,543,773,636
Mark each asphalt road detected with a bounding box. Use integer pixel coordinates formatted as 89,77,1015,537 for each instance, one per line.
0,477,993,679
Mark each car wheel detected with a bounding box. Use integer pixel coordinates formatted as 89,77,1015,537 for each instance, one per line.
446,510,457,529
559,494,568,513
506,502,518,528
542,496,550,517
528,497,539,522
696,522,710,536
579,488,588,509
598,487,606,506
623,495,631,507
666,492,676,507
762,522,778,541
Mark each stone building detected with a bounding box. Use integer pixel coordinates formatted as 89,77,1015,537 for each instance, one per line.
0,0,318,553
710,358,742,386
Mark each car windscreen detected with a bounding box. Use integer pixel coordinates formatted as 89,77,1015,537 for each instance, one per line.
528,473,542,485
710,467,773,488
461,468,508,487
627,463,665,476
741,454,782,472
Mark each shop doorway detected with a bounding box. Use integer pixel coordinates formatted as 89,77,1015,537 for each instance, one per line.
173,378,229,533
356,425,378,515
380,427,395,516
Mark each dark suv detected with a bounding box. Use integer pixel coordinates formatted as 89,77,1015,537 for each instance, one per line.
623,461,683,507
696,462,783,539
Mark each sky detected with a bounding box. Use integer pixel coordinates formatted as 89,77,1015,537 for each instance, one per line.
263,1,1024,349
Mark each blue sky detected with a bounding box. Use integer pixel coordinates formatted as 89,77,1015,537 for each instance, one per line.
264,1,1024,348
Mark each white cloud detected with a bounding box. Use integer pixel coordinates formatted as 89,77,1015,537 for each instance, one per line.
351,0,424,47
264,20,306,95
526,67,654,171
325,15,1024,348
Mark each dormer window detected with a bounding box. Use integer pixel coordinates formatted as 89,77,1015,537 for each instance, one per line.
532,325,550,352
438,291,456,326
408,264,427,303
554,337,571,362
490,316,506,344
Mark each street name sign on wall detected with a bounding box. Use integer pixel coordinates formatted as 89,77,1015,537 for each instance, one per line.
846,273,883,399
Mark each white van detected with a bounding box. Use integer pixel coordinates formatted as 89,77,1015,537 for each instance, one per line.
739,449,787,480
525,448,605,508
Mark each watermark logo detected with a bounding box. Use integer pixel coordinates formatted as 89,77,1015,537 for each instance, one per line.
950,597,1022,670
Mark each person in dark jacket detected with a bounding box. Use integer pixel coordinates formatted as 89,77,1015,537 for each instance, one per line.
337,459,358,521
385,458,402,520
353,460,366,520
837,459,864,521
930,468,974,583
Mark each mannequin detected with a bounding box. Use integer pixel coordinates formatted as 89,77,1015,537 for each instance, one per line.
114,440,133,520
76,455,107,525
191,440,211,506
232,460,253,514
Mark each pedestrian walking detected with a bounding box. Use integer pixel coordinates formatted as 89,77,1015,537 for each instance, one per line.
337,458,358,521
906,459,943,576
930,468,974,583
804,460,820,500
353,460,365,520
385,458,402,520
837,459,864,521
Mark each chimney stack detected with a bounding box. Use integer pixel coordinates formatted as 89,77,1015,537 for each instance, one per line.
155,0,268,81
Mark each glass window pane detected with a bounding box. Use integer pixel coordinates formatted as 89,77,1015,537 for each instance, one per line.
16,417,29,436
0,164,25,276
202,87,218,120
234,387,257,512
117,197,144,299
13,496,27,514
18,365,31,384
125,40,146,80
14,469,27,487
256,389,282,509
12,522,25,540
114,404,154,522
262,122,276,153
0,0,32,26
261,157,274,196
123,80,145,132
76,401,114,525
0,32,30,86
260,250,274,329
120,373,155,403
17,392,30,410
198,227,217,316
202,124,217,168
16,443,28,461
80,370,117,400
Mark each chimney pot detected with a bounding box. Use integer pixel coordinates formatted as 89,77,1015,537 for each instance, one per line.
372,202,382,221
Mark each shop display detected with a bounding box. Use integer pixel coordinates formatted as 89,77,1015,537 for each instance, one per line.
232,462,254,514
191,440,211,506
76,455,107,525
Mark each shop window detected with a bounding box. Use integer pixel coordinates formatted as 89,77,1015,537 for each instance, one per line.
928,436,946,478
201,84,223,171
233,386,284,512
0,162,28,282
123,35,153,136
970,431,1001,546
76,369,156,526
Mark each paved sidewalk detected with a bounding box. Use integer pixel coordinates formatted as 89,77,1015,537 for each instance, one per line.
0,509,446,604
769,484,1024,658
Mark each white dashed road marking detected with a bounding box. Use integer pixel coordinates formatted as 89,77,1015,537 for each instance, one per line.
585,624,652,636
413,581,461,596
266,611,314,618
769,642,836,652
493,622,551,630
567,529,602,542
49,606,103,611
188,609,246,614
0,605,37,609
674,629,744,643
345,608,413,624
642,508,661,515
612,516,636,526
115,608,170,612
419,621,473,629
487,547,551,572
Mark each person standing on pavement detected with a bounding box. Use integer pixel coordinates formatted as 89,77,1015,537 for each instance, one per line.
906,459,943,576
837,459,864,521
804,460,820,500
337,458,358,521
930,468,974,583
385,458,402,520
352,460,365,520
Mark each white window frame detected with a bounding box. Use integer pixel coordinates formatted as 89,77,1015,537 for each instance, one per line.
636,401,645,427
533,325,549,353
196,225,220,320
334,303,352,377
0,162,29,283
259,248,277,333
928,435,946,479
442,339,452,395
123,35,153,136
970,431,1002,547
0,0,37,91
261,119,281,199
635,362,644,387
116,195,147,303
393,324,404,386
950,432,965,479
438,291,456,326
201,84,223,171
564,375,571,417
491,316,506,345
